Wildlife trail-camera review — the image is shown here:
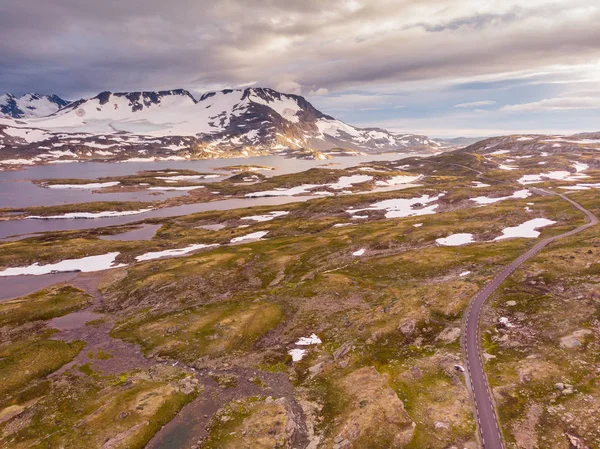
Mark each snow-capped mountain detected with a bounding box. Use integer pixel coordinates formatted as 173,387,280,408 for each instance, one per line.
0,93,70,119
0,87,456,167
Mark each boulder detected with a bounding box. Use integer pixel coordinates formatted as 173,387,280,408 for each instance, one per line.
333,342,353,361
398,318,416,337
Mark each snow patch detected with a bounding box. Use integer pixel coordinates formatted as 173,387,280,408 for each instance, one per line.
230,231,269,243
0,252,126,277
295,334,322,345
48,182,120,189
241,211,289,222
136,243,218,261
471,190,531,204
28,208,152,219
494,218,556,240
436,233,474,246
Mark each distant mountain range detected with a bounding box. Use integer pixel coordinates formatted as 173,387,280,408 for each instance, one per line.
0,93,69,119
0,87,462,167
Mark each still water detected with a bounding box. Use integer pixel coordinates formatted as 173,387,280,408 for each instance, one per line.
0,153,413,208
0,153,422,239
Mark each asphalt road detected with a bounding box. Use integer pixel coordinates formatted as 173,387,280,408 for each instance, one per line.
463,189,598,449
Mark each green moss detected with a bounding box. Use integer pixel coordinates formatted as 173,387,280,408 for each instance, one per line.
112,300,283,363
0,285,91,326
0,337,85,399
78,363,97,377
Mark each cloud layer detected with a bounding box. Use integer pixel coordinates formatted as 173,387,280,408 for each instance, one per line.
1,0,599,136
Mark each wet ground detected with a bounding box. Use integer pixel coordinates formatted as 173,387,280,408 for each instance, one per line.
99,223,162,241
146,368,308,449
0,271,80,301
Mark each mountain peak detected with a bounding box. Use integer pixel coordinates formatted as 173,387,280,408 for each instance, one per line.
0,93,70,118
0,86,454,160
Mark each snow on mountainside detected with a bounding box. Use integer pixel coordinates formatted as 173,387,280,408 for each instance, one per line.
0,87,456,168
0,93,70,118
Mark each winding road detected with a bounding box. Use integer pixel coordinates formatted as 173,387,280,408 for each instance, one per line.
462,188,598,449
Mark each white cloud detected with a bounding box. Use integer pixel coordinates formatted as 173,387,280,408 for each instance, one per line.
454,100,496,108
309,87,329,96
501,96,600,112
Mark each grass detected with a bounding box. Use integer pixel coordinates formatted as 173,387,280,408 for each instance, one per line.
1,147,597,447
0,336,85,400
3,374,197,449
0,285,91,326
111,300,283,363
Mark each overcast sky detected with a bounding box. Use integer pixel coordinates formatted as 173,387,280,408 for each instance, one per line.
2,0,600,137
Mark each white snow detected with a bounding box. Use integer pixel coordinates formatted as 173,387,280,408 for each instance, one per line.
347,194,442,219
0,252,126,277
573,162,589,172
288,348,306,362
48,181,120,189
155,175,219,181
48,149,76,158
459,271,471,277
498,164,518,171
295,334,322,345
4,126,51,143
490,150,510,155
518,171,588,185
352,249,366,256
148,186,204,191
499,317,514,327
413,223,423,227
28,208,152,219
471,189,531,204
0,159,35,165
494,218,556,240
375,175,422,186
136,243,218,261
436,233,474,246
249,92,302,123
1,93,64,118
245,184,326,197
472,181,491,188
241,211,289,222
327,175,373,189
85,142,114,149
560,183,600,190
230,231,269,243
247,175,379,197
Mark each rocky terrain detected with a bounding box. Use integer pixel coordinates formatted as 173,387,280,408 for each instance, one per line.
0,88,456,170
0,133,599,448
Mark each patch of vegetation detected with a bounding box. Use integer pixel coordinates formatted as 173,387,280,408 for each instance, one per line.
0,285,91,326
112,300,283,363
0,335,85,399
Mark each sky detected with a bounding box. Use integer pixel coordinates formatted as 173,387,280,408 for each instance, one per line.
1,0,600,137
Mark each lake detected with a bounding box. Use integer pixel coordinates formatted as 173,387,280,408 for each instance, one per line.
0,153,415,208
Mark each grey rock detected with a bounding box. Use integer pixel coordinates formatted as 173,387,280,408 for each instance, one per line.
398,318,416,337
308,362,325,377
333,342,353,361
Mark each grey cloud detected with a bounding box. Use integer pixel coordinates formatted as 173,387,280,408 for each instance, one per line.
413,11,522,32
1,0,600,101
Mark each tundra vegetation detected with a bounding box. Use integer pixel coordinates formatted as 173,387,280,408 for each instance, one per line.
0,140,598,448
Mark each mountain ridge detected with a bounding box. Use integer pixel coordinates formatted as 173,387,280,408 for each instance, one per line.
0,93,70,119
0,87,457,167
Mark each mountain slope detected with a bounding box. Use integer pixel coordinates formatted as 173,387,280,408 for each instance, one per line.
0,87,456,167
0,93,70,118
